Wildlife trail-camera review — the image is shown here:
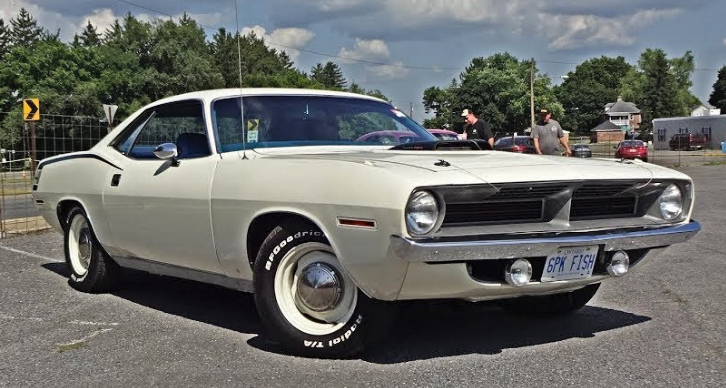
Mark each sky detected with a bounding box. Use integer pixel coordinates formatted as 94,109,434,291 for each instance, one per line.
2,0,725,121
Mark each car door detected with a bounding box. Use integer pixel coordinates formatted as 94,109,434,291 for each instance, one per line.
102,99,223,274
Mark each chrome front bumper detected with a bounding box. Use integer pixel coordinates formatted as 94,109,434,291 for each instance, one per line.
390,220,701,263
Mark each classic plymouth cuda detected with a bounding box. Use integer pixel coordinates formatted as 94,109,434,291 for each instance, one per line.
32,88,700,358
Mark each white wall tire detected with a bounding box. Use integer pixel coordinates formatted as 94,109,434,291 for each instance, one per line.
63,207,120,293
253,220,397,358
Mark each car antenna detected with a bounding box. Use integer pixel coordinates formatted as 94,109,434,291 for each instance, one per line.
234,0,248,160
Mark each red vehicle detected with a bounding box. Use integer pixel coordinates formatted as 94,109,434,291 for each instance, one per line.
493,135,536,153
615,140,648,162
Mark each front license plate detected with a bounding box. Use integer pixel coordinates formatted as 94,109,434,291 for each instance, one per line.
541,246,599,282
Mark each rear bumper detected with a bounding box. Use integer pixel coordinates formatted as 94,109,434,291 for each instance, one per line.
390,220,700,263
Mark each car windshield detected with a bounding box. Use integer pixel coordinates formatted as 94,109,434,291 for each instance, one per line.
212,95,436,151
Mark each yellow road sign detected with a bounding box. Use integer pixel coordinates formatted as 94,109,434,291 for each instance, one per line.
23,99,40,121
247,119,259,131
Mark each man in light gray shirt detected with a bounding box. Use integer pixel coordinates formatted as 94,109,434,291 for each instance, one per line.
532,108,572,156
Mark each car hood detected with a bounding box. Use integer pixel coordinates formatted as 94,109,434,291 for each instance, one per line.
251,147,664,184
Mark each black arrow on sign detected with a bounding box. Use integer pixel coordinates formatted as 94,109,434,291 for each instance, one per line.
25,100,38,120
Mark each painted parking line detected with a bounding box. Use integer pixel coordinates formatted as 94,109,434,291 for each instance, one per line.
0,244,63,263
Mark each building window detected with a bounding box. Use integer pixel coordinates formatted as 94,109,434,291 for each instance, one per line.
702,127,711,142
657,128,666,142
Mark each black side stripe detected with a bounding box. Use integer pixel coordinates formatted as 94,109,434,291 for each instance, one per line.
37,154,123,171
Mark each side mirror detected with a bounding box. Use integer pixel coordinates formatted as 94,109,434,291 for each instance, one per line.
154,143,180,166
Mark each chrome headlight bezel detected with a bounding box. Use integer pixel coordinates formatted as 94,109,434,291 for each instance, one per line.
405,190,442,236
650,181,693,222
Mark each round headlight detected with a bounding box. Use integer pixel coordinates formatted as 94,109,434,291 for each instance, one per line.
659,184,683,220
405,191,439,235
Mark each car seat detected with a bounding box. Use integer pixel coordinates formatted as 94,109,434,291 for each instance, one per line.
176,132,211,158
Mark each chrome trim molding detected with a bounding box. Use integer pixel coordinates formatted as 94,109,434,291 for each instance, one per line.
113,256,253,292
391,220,701,263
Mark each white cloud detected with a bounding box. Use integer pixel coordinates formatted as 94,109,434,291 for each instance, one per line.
367,62,410,80
269,0,688,51
542,9,680,50
338,38,389,62
242,25,315,62
337,38,409,79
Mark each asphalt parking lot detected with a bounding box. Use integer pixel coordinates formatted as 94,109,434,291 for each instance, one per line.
1,165,725,388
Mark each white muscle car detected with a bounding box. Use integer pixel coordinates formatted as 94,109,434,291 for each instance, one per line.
32,88,700,358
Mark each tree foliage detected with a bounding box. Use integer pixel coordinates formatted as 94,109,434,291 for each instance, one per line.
0,9,388,149
555,56,633,134
310,61,347,89
422,53,562,134
708,65,726,111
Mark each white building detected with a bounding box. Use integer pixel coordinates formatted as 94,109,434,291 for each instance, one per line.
652,115,726,150
691,103,721,116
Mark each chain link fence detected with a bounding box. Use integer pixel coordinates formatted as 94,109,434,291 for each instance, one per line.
0,112,107,238
0,114,724,238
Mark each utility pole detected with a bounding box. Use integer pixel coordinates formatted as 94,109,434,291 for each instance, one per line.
530,58,535,131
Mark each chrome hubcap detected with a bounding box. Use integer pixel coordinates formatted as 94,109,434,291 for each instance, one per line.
295,262,342,314
77,229,92,269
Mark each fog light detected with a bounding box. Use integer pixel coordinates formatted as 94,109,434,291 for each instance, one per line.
607,251,630,277
505,259,532,287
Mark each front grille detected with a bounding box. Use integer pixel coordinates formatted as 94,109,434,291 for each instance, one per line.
573,183,634,197
437,180,648,227
570,182,640,220
489,184,569,199
570,196,637,219
443,200,543,226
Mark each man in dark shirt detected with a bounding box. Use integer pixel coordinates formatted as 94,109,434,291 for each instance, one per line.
460,109,494,147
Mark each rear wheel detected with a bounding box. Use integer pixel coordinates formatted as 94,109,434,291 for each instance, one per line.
64,206,120,293
498,283,600,315
252,220,396,358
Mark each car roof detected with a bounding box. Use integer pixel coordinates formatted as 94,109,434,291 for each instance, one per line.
147,88,389,106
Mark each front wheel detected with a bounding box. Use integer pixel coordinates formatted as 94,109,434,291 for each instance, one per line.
498,283,601,315
252,220,396,358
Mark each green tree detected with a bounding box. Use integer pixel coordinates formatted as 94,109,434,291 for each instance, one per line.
442,53,562,134
10,8,44,48
422,79,458,129
708,65,726,111
310,61,347,90
638,49,680,132
0,19,11,57
346,81,390,102
74,21,101,47
555,56,633,134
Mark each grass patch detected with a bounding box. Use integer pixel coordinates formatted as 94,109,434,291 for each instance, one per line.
704,160,726,166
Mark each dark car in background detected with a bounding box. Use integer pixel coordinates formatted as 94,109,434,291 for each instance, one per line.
493,135,536,153
615,140,648,162
572,144,592,158
669,133,707,151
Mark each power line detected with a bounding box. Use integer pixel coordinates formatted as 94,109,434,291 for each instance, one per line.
111,0,458,71
111,0,721,74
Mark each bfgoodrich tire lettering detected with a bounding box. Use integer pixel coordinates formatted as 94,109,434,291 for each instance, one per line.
253,220,396,358
63,206,120,293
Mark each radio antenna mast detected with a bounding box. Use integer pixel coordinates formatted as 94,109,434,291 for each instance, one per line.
234,0,247,159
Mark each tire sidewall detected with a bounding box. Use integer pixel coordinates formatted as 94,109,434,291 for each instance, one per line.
253,222,380,358
64,207,100,288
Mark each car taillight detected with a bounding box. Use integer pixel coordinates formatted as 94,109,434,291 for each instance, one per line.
512,145,524,152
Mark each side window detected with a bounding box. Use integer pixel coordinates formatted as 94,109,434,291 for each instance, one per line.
126,100,210,159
